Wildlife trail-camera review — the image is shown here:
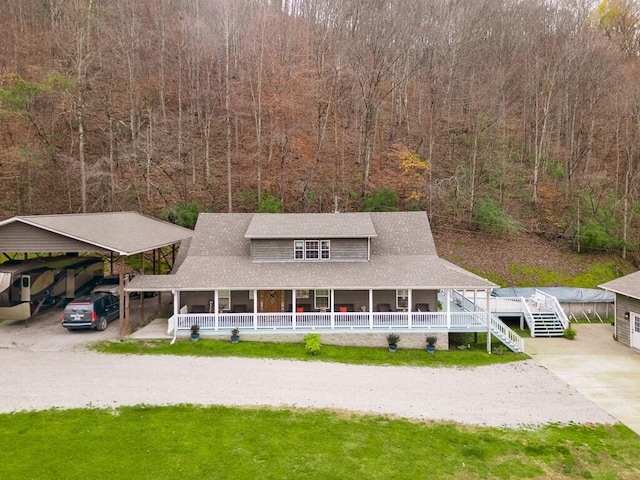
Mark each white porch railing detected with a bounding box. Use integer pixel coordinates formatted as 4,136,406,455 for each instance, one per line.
170,311,490,343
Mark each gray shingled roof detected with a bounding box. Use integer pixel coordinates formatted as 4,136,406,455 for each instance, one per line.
128,212,495,291
600,271,640,301
0,212,193,255
244,212,377,238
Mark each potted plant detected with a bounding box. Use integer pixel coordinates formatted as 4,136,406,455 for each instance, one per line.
230,328,240,344
426,335,437,353
386,333,400,352
190,324,200,341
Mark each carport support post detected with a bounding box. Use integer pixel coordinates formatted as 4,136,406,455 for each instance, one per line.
118,256,128,337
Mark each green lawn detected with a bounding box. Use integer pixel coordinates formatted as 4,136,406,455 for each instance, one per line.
0,405,638,479
92,337,528,367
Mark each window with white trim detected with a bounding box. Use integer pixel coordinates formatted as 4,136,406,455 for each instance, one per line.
315,289,329,309
396,289,408,311
293,240,331,261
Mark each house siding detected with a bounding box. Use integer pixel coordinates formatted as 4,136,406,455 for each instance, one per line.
616,294,640,347
251,238,369,262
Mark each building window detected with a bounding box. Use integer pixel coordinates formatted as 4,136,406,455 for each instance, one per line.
315,289,329,310
293,240,331,261
321,240,330,259
218,290,230,311
396,289,408,311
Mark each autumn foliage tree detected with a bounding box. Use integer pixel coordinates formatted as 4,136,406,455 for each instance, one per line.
0,0,639,256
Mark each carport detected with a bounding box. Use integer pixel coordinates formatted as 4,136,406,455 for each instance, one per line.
0,212,193,335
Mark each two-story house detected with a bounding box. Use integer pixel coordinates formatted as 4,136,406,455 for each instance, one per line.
128,211,522,350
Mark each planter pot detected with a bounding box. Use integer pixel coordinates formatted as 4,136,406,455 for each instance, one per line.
191,334,200,342
339,307,347,312
230,335,240,344
296,307,304,312
426,345,436,354
388,344,398,353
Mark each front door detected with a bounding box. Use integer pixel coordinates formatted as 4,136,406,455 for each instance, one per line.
631,312,640,350
259,290,283,313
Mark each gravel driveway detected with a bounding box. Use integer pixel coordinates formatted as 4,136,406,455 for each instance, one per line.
0,314,615,428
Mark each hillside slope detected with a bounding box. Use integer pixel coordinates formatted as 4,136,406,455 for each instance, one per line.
432,228,635,288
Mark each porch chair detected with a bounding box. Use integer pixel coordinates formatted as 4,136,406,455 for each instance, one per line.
375,303,395,312
232,304,246,313
415,303,430,312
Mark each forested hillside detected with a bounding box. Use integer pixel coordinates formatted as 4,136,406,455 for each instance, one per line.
1,0,639,258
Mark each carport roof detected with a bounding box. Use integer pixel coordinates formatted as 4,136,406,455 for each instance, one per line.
0,212,193,255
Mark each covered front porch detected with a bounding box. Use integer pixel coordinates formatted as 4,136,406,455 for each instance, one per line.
167,287,504,345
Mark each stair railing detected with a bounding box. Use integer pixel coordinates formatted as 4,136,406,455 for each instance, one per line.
521,298,537,337
536,289,569,330
490,315,525,353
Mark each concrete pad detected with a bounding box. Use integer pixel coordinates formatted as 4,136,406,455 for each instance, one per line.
527,323,640,436
130,317,171,339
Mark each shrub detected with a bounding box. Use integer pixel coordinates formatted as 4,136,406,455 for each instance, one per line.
563,327,577,340
304,333,322,355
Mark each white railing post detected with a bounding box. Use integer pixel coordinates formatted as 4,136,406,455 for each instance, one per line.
446,290,451,328
369,289,373,328
407,289,413,328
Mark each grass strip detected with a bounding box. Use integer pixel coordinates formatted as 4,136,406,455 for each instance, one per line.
0,405,638,479
92,337,528,367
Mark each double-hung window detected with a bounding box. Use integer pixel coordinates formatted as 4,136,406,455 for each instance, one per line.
396,289,408,311
218,290,231,311
294,240,330,261
315,289,329,309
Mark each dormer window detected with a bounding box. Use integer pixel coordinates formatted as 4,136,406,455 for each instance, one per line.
294,240,330,261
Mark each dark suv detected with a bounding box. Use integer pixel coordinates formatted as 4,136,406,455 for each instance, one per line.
61,292,120,331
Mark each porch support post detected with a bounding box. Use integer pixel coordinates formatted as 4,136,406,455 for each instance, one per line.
253,290,258,330
118,255,127,337
214,290,219,330
330,289,335,329
369,289,373,328
408,289,413,328
446,289,451,328
486,289,492,353
292,289,297,330
170,289,179,335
